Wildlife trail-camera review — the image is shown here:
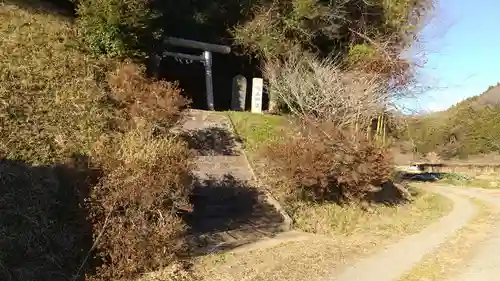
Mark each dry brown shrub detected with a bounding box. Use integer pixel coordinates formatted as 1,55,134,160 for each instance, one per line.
88,130,193,281
264,123,394,203
85,64,193,281
108,62,189,133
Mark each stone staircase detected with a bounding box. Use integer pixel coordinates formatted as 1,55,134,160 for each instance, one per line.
173,110,289,255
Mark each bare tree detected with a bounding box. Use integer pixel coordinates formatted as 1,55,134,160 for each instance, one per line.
264,51,390,131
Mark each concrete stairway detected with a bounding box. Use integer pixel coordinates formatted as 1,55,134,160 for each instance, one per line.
173,110,288,255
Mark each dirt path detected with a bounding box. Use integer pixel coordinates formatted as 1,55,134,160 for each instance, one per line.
444,187,500,281
330,186,477,281
331,185,500,281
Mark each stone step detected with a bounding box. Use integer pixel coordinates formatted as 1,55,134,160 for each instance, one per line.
189,190,268,202
193,155,253,181
187,214,283,229
177,110,234,132
188,207,279,219
187,222,285,255
185,208,283,233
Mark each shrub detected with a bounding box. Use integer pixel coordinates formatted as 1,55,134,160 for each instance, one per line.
85,63,192,280
441,172,469,181
263,122,394,203
88,130,193,281
76,0,159,57
107,62,189,134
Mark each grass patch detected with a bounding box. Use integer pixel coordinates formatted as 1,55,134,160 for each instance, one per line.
399,198,500,281
440,178,496,188
227,111,289,154
0,4,115,164
439,173,500,189
228,111,294,201
291,187,452,238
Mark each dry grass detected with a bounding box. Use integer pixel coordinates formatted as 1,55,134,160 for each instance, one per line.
0,157,99,281
399,198,500,281
0,4,192,281
0,4,112,280
135,262,199,281
192,239,349,281
0,3,115,164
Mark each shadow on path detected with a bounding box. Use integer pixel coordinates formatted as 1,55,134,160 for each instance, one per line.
183,174,283,255
181,127,241,156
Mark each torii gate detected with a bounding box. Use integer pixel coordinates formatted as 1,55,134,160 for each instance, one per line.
148,37,231,111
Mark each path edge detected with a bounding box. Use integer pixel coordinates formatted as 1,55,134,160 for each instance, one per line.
226,112,294,231
331,184,475,281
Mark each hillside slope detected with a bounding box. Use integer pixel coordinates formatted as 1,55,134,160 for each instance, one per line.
0,4,193,281
401,83,500,159
467,83,500,108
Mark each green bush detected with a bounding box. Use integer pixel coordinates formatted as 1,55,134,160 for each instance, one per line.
233,0,431,60
76,0,158,57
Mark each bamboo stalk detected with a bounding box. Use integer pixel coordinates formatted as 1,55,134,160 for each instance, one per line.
382,114,386,145
376,114,382,142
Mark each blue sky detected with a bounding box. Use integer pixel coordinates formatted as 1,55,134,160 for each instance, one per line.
404,0,500,113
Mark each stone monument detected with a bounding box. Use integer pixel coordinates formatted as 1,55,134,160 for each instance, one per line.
231,75,247,111
251,78,263,114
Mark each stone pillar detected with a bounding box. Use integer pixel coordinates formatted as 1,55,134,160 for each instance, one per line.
231,75,247,111
203,51,215,111
251,78,263,114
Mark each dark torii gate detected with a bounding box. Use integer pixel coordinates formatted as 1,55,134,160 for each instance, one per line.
149,37,231,111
